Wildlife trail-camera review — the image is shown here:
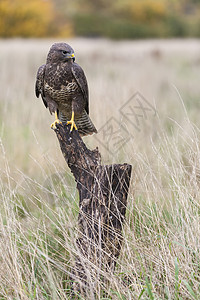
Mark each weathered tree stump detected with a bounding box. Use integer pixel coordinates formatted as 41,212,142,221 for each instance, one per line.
53,123,132,296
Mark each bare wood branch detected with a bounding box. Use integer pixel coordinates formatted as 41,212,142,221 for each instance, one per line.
53,123,132,295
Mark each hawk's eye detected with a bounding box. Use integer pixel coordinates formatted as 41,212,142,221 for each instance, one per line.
62,50,68,55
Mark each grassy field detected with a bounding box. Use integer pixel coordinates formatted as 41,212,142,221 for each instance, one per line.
1,38,200,299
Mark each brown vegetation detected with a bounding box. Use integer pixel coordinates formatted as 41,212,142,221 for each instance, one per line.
1,38,200,298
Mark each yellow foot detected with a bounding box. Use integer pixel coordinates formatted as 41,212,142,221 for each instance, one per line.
51,111,62,129
67,120,77,132
51,119,62,129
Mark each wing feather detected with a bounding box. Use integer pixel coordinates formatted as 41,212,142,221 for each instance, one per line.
35,64,47,108
71,63,89,114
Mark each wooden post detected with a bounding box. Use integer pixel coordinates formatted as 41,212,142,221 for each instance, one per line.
53,124,132,295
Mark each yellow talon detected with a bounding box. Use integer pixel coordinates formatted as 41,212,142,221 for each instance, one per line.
67,111,77,132
51,111,62,129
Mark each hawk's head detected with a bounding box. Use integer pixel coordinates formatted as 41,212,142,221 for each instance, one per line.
47,43,75,64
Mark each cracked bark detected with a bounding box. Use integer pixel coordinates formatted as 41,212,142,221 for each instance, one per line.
53,123,132,295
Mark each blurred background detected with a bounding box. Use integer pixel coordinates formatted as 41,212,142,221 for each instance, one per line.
0,0,200,180
1,0,200,39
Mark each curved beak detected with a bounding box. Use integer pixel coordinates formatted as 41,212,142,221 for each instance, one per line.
66,52,75,59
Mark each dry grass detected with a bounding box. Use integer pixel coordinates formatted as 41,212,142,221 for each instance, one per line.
1,38,200,299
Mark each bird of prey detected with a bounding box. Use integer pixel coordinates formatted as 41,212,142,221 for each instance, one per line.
35,43,97,136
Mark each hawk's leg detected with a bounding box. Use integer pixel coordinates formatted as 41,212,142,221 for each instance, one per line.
67,111,77,132
51,111,62,129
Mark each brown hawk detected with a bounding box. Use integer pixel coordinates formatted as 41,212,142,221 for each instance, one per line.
35,43,97,136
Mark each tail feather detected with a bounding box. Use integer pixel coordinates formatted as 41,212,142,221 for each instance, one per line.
59,110,97,137
76,110,97,136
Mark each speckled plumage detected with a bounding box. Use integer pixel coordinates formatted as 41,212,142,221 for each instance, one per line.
35,43,97,136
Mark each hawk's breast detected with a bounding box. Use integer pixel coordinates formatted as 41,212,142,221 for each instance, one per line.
44,78,80,111
44,80,78,99
44,62,80,102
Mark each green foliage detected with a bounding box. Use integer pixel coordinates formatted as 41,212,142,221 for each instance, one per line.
174,257,181,299
70,0,200,39
1,0,200,38
74,13,168,39
183,280,198,300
